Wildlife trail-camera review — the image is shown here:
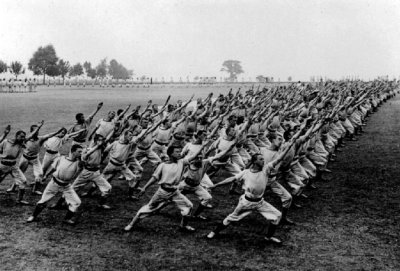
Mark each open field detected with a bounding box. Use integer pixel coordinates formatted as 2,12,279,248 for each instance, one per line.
0,86,399,270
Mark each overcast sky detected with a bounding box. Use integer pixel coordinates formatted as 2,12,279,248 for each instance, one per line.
1,0,400,81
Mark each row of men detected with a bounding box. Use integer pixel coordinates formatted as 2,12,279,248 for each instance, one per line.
0,78,38,92
0,80,397,244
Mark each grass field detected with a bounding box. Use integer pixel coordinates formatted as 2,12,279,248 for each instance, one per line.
0,86,399,271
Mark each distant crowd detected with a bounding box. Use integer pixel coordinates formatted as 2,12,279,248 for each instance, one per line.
0,78,38,92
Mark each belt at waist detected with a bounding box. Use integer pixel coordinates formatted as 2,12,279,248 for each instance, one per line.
110,159,124,167
245,195,262,202
173,135,185,141
155,140,168,146
138,145,151,151
1,160,16,166
23,154,38,160
160,184,177,192
46,149,58,155
84,165,100,172
52,177,69,187
184,177,200,187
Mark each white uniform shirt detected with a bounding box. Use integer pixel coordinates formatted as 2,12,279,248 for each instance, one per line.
152,158,189,186
52,156,82,183
44,136,66,152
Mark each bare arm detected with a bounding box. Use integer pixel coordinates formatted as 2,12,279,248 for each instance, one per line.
66,128,87,139
213,176,237,188
0,125,11,143
88,126,99,141
26,120,44,141
207,119,223,139
39,128,65,144
82,144,101,160
44,167,57,180
186,142,209,162
269,140,296,169
116,104,131,121
87,102,103,122
138,176,159,197
173,95,195,114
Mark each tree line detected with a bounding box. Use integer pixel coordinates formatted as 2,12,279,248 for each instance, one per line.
0,44,252,84
0,45,133,84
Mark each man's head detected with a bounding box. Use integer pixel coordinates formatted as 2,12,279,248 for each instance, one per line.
14,131,26,144
107,111,116,120
162,118,171,129
131,124,142,135
70,144,83,160
152,104,158,112
236,116,245,125
30,125,38,132
267,133,283,149
140,118,149,129
228,115,237,126
167,145,182,161
75,113,85,123
249,153,264,169
94,134,105,146
226,125,236,139
122,130,133,142
58,127,67,138
194,130,206,142
117,109,124,116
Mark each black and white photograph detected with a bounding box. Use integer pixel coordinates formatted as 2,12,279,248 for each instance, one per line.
0,0,399,270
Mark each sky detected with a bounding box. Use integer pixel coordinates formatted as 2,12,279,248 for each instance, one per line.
0,0,400,81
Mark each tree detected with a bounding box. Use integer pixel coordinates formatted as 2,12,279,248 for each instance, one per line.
28,44,58,84
220,60,244,82
47,64,60,79
83,61,97,79
0,60,7,74
83,61,91,73
69,63,84,77
96,58,108,79
9,61,25,79
108,59,132,79
57,59,70,83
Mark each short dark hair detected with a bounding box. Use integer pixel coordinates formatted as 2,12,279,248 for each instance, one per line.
124,130,133,137
228,115,237,121
75,113,84,121
162,118,170,125
194,130,204,138
30,125,38,132
226,125,235,134
246,153,262,169
16,130,26,137
167,145,181,157
71,144,83,153
94,134,104,143
267,133,278,142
